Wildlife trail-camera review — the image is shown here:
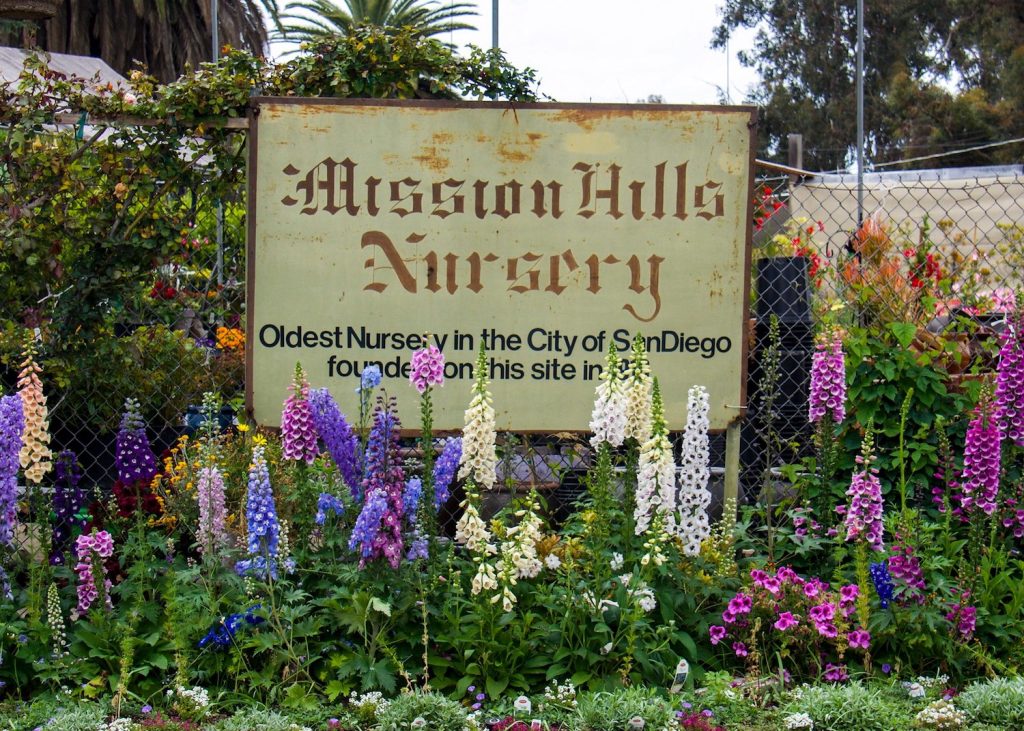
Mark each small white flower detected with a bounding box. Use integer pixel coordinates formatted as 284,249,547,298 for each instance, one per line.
544,553,561,570
610,552,624,571
783,712,814,730
600,642,613,655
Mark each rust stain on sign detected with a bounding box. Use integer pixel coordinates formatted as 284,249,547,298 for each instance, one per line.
496,131,545,163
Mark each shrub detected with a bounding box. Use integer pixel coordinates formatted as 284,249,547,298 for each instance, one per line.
956,676,1024,727
782,682,911,731
571,687,674,731
375,690,468,731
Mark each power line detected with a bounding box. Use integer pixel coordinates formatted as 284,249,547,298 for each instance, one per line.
872,136,1024,169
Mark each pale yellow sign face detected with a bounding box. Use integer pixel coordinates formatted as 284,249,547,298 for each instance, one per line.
249,100,754,431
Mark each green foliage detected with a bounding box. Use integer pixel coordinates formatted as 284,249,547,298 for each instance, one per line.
570,686,674,731
957,676,1024,727
375,690,468,731
211,706,312,731
281,0,478,43
782,682,913,731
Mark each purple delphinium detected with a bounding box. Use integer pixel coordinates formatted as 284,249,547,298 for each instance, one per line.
960,395,1002,515
809,334,846,424
281,364,319,464
315,493,345,526
309,388,361,500
349,397,405,567
995,301,1024,446
51,450,86,565
236,444,282,579
115,397,157,484
431,437,462,511
0,394,24,549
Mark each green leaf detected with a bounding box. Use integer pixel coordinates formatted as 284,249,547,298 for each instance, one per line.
888,322,917,349
369,597,391,616
486,675,508,699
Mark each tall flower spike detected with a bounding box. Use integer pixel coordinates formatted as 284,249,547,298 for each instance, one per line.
844,431,884,551
634,378,676,535
624,334,653,443
995,296,1024,446
196,465,228,558
235,443,283,579
0,394,24,549
676,385,712,555
51,451,86,564
590,343,627,449
17,342,51,483
809,330,846,423
459,345,498,490
432,437,462,511
115,397,157,484
281,363,319,464
960,392,1002,515
350,397,406,568
409,344,445,394
309,388,362,500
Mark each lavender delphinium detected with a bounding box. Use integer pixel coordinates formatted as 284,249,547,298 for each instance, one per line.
960,393,1002,515
809,331,846,424
432,437,462,511
309,388,362,500
281,363,319,464
51,451,86,565
349,397,405,568
115,397,157,484
995,298,1024,446
0,394,24,549
403,477,423,524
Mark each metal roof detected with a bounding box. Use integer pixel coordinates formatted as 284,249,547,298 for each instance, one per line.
0,46,126,88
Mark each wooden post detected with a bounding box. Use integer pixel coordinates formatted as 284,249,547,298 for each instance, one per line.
787,133,803,190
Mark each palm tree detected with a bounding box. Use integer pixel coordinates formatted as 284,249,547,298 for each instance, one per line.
280,0,476,44
1,0,280,83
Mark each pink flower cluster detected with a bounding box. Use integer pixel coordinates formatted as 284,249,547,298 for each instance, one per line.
888,541,926,604
995,302,1024,446
281,366,318,464
409,345,445,394
709,566,868,680
74,531,114,617
809,335,846,423
843,456,884,550
945,591,977,640
960,398,1001,515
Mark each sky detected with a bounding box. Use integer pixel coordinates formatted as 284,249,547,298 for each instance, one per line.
270,1,762,106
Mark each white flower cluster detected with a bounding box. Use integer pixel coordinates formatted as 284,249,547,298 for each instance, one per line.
675,385,712,555
471,561,498,596
913,699,967,730
455,501,496,556
589,347,626,448
169,685,210,719
624,344,653,443
542,679,578,708
47,582,67,658
610,552,624,571
783,712,814,730
349,690,390,717
459,354,498,489
634,585,657,613
97,719,138,731
492,492,546,609
634,384,676,536
916,674,950,689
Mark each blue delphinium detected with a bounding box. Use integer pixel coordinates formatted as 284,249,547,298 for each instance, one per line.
348,489,387,558
197,605,265,649
432,437,462,511
236,444,283,579
316,493,345,526
870,560,895,609
403,477,423,524
309,388,362,500
358,365,382,392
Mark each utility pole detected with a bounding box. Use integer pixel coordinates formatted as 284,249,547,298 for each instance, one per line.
856,0,864,226
492,0,498,49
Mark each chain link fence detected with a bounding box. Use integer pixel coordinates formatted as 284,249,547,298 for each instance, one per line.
11,121,1024,522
